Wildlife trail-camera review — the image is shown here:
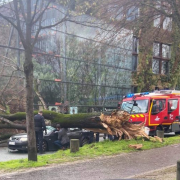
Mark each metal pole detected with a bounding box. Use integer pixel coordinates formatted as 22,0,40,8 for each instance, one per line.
177,161,180,180
5,26,14,57
62,9,67,113
16,31,20,69
62,21,67,104
98,47,101,105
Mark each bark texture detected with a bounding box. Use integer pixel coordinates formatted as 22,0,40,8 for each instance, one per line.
0,110,102,128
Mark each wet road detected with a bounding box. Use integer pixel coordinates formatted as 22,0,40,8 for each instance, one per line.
0,147,56,162
0,143,180,180
0,133,173,162
0,136,105,162
0,147,28,162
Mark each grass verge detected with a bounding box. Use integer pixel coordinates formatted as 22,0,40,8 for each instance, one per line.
0,135,180,173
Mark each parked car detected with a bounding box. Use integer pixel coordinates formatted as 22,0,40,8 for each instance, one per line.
67,128,94,146
8,126,94,152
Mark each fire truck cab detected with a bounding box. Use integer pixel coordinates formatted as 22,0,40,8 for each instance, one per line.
120,90,180,135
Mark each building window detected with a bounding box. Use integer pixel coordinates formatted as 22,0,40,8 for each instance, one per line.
152,59,169,75
132,55,138,71
162,44,171,58
116,7,124,20
161,61,168,74
133,37,139,53
132,37,138,71
163,17,172,31
152,59,160,74
152,43,170,74
153,42,160,57
154,15,161,28
107,5,124,21
153,2,172,31
127,6,139,21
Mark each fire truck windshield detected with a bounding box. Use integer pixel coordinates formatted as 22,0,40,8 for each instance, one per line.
121,100,149,114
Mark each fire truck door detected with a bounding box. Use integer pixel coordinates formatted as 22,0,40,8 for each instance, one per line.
150,99,167,125
168,99,178,121
168,99,179,131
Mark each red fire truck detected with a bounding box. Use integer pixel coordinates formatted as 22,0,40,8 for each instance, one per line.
120,90,180,135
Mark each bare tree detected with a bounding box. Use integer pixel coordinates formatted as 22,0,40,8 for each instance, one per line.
0,0,73,161
0,54,25,112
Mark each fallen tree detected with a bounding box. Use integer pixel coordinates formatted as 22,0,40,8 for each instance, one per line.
0,110,102,129
0,117,26,130
0,110,164,142
85,110,149,140
0,110,149,139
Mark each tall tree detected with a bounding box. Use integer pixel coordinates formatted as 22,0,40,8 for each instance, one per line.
0,0,73,161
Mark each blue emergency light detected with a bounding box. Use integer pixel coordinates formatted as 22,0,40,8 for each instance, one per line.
126,92,149,98
126,93,135,98
140,92,149,95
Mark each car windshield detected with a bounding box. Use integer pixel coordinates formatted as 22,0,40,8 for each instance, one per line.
46,126,56,134
121,99,149,114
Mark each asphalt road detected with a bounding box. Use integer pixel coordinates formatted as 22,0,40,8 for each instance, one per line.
0,136,105,162
0,133,173,162
0,147,57,162
0,147,28,162
0,143,180,180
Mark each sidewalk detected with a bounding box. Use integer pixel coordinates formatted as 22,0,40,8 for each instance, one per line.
0,143,180,180
129,165,176,180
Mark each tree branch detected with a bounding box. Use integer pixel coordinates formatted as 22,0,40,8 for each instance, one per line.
31,0,40,23
31,0,51,25
0,117,26,130
0,13,18,29
140,1,172,18
13,0,26,48
19,0,27,21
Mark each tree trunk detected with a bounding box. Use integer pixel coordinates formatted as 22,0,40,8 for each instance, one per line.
34,79,47,110
0,117,26,130
24,48,37,161
23,0,37,161
0,110,155,141
0,111,102,128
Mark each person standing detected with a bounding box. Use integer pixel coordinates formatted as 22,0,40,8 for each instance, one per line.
34,111,47,154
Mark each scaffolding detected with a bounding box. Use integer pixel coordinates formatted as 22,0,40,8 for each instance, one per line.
0,3,134,113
